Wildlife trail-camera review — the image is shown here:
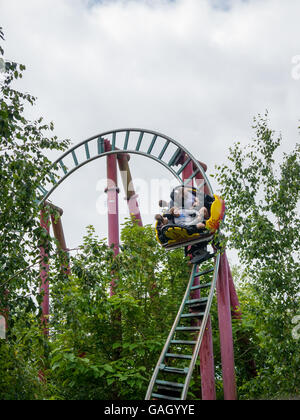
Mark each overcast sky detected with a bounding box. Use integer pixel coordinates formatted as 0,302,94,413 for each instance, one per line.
1,0,299,262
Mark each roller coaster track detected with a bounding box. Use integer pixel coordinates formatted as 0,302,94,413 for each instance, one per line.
35,128,233,399
145,252,220,400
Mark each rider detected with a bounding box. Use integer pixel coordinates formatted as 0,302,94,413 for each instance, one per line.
155,186,214,231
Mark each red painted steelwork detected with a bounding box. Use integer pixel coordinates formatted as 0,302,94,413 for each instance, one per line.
216,252,237,400
199,316,216,400
40,209,50,335
0,289,9,335
104,140,120,296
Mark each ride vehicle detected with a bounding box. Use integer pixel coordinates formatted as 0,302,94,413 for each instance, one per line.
154,186,225,264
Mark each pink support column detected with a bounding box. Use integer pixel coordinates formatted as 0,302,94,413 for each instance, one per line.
216,252,237,400
40,208,50,335
0,289,9,337
225,253,257,377
104,140,120,296
199,316,216,400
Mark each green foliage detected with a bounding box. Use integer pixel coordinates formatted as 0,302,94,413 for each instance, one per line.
0,314,47,400
46,222,190,400
0,27,69,398
214,112,300,399
0,27,70,328
215,113,299,302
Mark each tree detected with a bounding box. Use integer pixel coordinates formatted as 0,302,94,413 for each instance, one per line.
214,112,300,398
47,222,192,400
0,27,69,320
0,27,69,399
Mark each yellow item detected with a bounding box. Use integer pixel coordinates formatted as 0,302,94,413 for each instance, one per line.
164,226,200,245
205,194,225,232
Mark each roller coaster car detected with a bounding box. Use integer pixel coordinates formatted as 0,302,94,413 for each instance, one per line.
155,191,225,251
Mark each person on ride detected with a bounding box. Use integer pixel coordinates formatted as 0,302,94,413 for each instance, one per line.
170,187,208,230
155,187,209,230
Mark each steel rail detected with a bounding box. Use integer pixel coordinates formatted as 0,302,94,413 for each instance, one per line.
37,128,214,204
181,253,220,399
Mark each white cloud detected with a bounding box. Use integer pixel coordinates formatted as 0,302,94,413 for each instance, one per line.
1,0,299,258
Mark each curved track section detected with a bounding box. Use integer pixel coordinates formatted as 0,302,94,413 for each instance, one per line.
37,128,213,204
